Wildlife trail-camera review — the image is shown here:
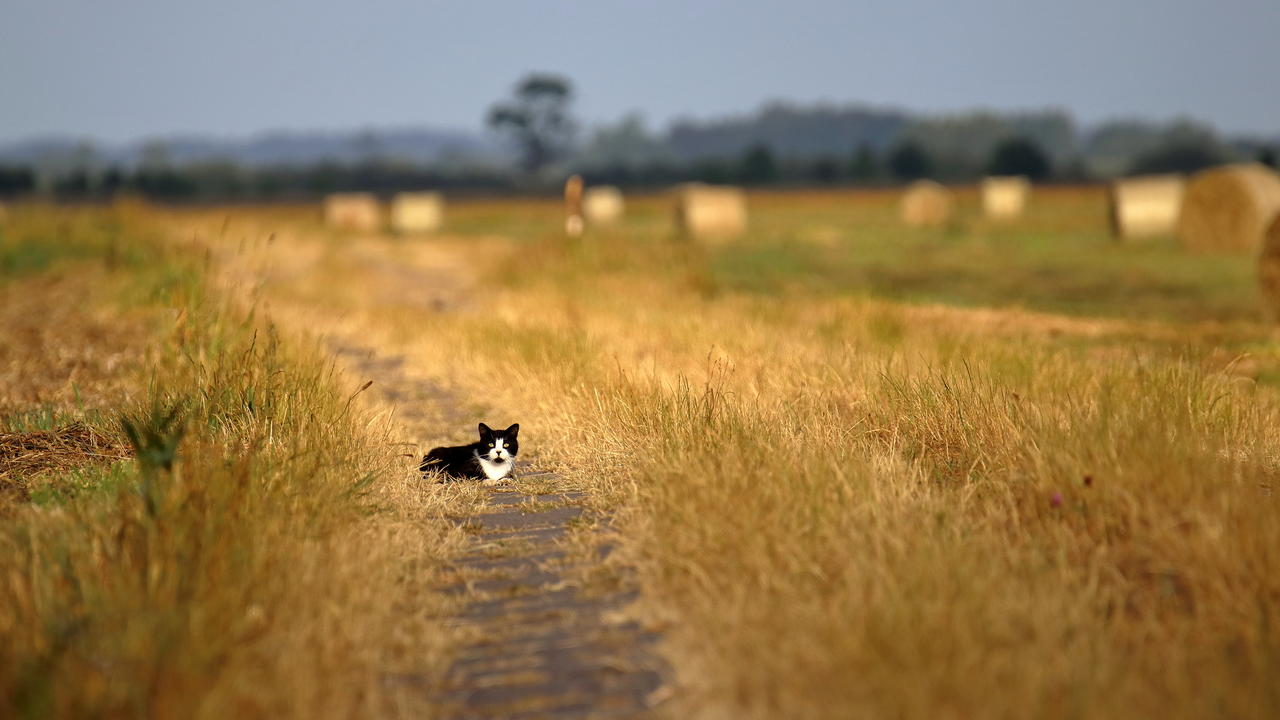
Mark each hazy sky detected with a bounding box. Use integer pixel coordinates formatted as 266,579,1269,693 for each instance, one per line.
2,0,1277,143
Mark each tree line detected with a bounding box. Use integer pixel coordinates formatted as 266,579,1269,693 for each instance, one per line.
1,73,1275,202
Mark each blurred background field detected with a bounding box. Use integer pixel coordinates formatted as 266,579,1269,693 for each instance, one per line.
247,186,1263,326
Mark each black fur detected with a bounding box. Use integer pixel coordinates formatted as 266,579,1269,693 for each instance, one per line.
420,422,520,481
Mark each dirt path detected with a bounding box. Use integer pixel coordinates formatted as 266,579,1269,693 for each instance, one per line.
327,328,668,718
204,224,671,716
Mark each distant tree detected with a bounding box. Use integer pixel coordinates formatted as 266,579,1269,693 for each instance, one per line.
0,165,36,196
738,144,778,184
186,161,246,198
848,143,879,182
1258,146,1277,169
887,140,932,180
130,168,196,199
487,73,578,174
101,167,126,195
690,158,733,184
811,155,841,184
53,170,92,197
1129,141,1228,175
1083,119,1225,178
987,136,1052,180
575,112,675,170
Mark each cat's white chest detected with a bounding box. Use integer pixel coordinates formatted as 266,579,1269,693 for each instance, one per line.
475,451,514,482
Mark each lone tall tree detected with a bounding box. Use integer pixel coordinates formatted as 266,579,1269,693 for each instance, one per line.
488,74,578,175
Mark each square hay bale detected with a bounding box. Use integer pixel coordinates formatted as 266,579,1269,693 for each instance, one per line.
980,176,1030,220
672,183,747,242
390,192,445,234
1108,174,1185,241
323,193,382,232
1178,163,1280,253
900,180,955,228
582,186,625,226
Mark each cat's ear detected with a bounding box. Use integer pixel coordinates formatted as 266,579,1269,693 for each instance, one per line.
478,422,492,436
506,423,519,437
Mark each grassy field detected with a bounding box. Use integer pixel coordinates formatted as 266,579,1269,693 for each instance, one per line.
0,204,477,718
4,186,1280,718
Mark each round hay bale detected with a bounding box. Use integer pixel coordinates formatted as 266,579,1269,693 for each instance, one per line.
672,183,748,243
980,176,1030,220
900,180,954,228
582,186,625,226
390,192,444,234
1257,212,1280,319
1108,174,1185,241
323,193,381,232
1178,163,1280,253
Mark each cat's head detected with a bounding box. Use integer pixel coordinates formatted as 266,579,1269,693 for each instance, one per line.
477,422,519,464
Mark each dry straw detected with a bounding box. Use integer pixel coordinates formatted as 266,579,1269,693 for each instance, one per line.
672,183,748,242
900,180,955,228
1108,174,1185,240
323,192,382,232
390,192,445,234
583,186,625,226
980,176,1030,220
1257,212,1280,319
1177,163,1280,252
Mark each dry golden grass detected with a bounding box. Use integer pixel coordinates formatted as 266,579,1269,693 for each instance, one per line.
0,205,477,718
159,186,1280,719
10,186,1280,718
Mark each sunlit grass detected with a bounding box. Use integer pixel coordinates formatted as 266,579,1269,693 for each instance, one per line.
199,184,1280,719
0,205,469,718
14,186,1272,719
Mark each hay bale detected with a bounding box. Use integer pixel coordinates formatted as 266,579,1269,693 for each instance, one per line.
390,192,444,234
1257,212,1280,319
672,183,748,242
582,186,625,226
323,193,381,232
1177,163,1280,253
980,176,1030,220
900,180,954,228
1108,174,1185,240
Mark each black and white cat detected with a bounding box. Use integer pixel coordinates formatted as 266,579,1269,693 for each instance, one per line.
420,422,520,483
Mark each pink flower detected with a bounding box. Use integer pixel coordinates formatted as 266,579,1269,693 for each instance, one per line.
1050,492,1063,508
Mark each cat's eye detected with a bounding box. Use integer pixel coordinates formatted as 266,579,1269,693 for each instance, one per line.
489,442,495,447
